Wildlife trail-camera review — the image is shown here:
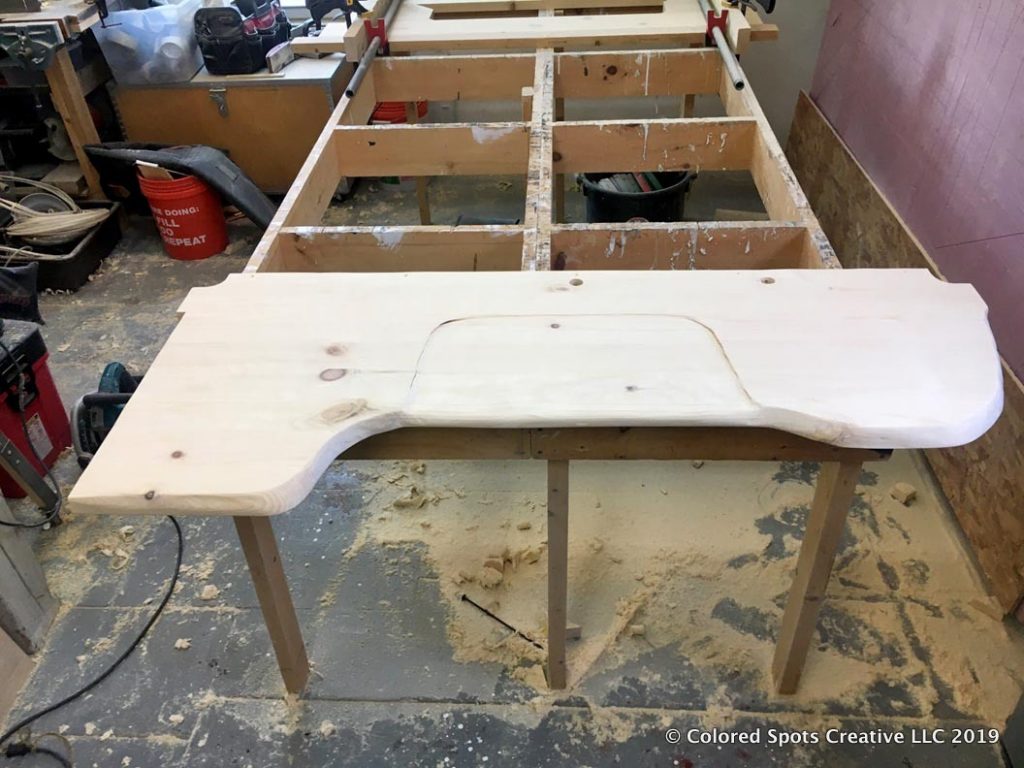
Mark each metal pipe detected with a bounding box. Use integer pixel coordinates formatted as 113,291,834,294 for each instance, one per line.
344,35,381,98
710,25,745,90
696,0,745,91
383,0,402,27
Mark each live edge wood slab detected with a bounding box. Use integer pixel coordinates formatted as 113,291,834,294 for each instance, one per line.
68,268,1003,695
70,269,1000,516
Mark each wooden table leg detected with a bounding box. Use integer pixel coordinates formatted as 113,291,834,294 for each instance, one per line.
547,460,569,689
772,461,861,694
234,515,310,695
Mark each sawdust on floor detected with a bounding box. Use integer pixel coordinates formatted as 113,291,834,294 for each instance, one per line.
336,453,1024,732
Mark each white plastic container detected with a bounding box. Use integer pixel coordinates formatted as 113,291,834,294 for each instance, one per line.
93,0,203,85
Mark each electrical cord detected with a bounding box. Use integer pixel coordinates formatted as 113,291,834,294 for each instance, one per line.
0,176,110,243
3,730,72,767
3,743,70,767
0,335,63,529
0,515,183,765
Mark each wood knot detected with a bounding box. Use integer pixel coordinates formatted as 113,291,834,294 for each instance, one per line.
144,491,155,500
320,368,347,381
761,277,775,285
569,278,583,287
171,450,184,459
325,344,346,357
320,399,368,424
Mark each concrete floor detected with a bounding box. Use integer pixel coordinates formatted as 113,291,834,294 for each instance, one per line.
3,189,1024,767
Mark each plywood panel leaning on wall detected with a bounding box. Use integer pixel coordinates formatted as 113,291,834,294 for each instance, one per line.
786,91,1024,618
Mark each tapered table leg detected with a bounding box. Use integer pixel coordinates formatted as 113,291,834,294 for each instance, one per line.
772,461,862,693
234,515,310,695
547,460,569,689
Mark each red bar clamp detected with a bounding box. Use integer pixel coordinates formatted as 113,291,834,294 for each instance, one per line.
706,8,728,44
365,18,389,55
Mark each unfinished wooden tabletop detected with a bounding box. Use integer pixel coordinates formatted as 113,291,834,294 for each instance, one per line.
293,0,753,56
68,269,1003,516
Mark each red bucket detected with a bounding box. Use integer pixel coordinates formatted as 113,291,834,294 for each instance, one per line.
138,174,228,260
372,100,428,124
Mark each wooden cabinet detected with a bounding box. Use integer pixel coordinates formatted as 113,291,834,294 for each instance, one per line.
113,56,352,194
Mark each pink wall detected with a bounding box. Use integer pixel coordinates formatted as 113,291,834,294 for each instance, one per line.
810,0,1024,378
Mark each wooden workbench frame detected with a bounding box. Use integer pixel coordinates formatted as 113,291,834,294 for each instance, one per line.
245,47,837,275
237,42,856,698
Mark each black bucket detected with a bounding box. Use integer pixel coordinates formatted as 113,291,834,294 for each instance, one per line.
580,171,695,223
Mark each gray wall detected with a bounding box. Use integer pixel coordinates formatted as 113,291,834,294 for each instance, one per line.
742,0,830,144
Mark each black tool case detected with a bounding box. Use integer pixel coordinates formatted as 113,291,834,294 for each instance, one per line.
194,0,290,75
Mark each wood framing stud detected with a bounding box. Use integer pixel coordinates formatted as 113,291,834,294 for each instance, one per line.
547,459,570,689
522,49,555,271
334,123,528,177
234,516,310,694
553,118,757,174
246,67,378,272
45,47,103,200
552,43,565,226
404,101,433,225
369,50,723,104
249,48,832,276
339,427,890,464
275,226,523,271
521,86,534,121
772,461,862,694
551,222,805,270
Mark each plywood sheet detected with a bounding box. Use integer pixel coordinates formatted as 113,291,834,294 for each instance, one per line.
68,269,1002,517
787,90,1024,615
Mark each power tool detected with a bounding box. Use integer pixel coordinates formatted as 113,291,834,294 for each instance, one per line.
70,362,140,469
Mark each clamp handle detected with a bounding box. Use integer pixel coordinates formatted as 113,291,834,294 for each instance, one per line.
728,0,776,15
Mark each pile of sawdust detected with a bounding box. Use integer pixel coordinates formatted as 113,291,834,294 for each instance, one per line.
335,454,1024,730
35,515,158,606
